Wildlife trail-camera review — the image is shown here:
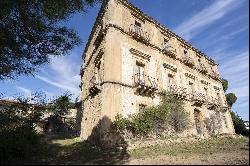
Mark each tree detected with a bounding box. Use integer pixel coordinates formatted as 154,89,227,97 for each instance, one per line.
0,92,48,161
45,92,76,133
48,92,75,117
230,111,248,136
0,91,48,130
221,78,247,136
221,78,228,92
0,0,100,80
221,78,237,107
226,93,237,108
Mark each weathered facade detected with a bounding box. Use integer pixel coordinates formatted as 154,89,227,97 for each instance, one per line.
79,0,235,141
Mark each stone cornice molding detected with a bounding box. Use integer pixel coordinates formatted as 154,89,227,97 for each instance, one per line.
82,0,218,66
214,86,221,91
117,0,217,65
130,48,151,61
104,24,221,82
163,63,177,72
201,79,209,85
185,72,196,80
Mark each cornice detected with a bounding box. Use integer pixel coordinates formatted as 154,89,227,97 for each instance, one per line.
104,23,221,82
82,0,109,61
130,48,151,61
117,0,217,65
81,0,221,82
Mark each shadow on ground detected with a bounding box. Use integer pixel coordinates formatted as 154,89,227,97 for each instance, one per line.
2,116,129,165
7,133,129,165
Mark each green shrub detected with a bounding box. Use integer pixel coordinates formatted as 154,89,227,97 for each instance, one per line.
167,108,190,133
112,114,130,133
0,125,39,162
112,92,190,137
230,111,248,136
131,107,157,135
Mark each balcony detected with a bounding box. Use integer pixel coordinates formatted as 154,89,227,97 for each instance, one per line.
182,56,195,68
191,92,206,106
129,24,150,44
197,63,208,74
80,65,84,76
162,45,177,59
167,84,188,100
134,73,157,96
209,71,220,80
89,73,102,95
206,97,220,110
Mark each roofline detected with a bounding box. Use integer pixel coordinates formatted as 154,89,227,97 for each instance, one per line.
82,0,109,61
82,0,218,65
119,0,217,65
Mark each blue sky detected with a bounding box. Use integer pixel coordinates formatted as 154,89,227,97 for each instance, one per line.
0,0,249,120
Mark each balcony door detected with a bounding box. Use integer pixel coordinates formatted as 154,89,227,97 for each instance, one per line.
136,62,145,84
163,38,169,49
135,21,142,35
188,82,194,93
194,109,203,136
168,74,174,86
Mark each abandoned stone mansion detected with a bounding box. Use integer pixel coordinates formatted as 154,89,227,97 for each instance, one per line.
79,0,235,140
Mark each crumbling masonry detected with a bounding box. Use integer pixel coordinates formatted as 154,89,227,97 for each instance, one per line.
79,0,235,142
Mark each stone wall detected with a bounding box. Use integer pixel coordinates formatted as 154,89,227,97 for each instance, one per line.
79,0,235,145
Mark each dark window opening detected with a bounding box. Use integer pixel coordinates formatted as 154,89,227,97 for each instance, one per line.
135,20,142,27
184,49,188,55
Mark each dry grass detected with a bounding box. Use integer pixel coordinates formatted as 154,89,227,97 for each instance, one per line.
129,136,249,158
5,133,249,165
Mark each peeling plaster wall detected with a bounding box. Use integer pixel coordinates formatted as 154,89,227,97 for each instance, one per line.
80,0,235,141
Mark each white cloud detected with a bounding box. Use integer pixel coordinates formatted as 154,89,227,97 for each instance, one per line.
36,75,79,95
218,51,249,119
219,51,249,76
174,0,243,40
35,53,81,98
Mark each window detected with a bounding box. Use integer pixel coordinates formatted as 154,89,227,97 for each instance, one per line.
136,62,145,84
188,82,194,93
168,74,174,85
184,49,188,56
198,59,201,65
139,104,146,112
204,87,208,96
216,92,222,103
163,38,169,49
134,20,142,35
135,20,142,27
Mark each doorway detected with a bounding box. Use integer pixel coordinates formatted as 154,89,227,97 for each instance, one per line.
194,109,203,136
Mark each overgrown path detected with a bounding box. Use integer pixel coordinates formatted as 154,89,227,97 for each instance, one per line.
10,134,249,165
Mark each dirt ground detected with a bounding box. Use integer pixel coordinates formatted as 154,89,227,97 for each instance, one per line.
127,151,249,165
126,136,249,165
7,134,249,165
127,136,249,165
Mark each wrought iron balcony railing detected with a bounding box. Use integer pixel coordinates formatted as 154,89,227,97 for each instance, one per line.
129,24,150,43
209,71,220,80
134,73,157,96
182,56,195,67
205,97,220,109
167,84,188,100
162,45,177,59
197,63,208,74
191,92,206,105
